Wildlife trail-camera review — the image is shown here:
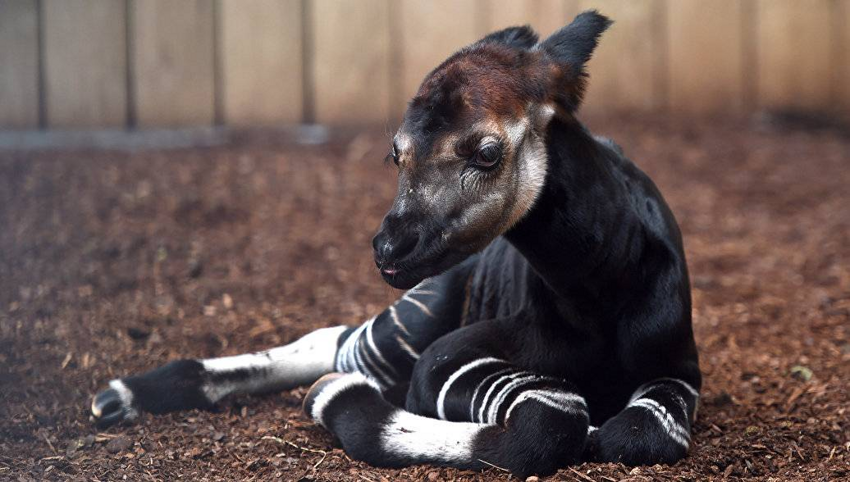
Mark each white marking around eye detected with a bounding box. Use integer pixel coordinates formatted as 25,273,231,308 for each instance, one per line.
504,118,528,147
478,135,500,148
534,104,555,129
507,132,548,228
394,133,412,153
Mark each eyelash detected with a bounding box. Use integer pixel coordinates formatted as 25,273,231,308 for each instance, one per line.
460,165,493,191
469,143,502,170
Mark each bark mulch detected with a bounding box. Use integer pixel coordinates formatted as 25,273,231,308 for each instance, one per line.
1,115,848,481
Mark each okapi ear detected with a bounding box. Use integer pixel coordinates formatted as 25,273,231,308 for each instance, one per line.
541,10,611,76
477,25,539,50
540,10,612,111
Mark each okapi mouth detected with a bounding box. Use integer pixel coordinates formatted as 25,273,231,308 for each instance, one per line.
376,242,456,290
380,267,420,290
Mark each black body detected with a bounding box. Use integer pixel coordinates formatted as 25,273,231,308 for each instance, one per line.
92,12,702,477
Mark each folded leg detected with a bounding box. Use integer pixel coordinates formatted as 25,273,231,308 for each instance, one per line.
304,324,590,478
586,377,700,465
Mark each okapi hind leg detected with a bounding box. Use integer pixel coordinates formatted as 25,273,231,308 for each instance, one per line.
304,367,590,478
585,378,700,465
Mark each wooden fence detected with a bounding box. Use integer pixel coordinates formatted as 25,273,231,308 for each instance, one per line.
1,0,848,129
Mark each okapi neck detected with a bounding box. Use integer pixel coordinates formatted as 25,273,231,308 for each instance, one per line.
505,117,642,298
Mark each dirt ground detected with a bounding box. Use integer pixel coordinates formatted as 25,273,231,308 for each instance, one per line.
1,115,848,481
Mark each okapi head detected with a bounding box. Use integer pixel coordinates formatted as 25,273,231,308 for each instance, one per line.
373,11,612,289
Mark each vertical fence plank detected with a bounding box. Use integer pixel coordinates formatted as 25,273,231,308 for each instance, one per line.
0,0,39,128
485,0,535,30
838,0,850,110
132,0,215,127
311,0,391,125
42,0,127,128
756,0,832,111
569,0,664,113
219,0,302,125
3,0,844,129
667,0,744,115
531,0,570,37
485,0,567,38
398,0,477,115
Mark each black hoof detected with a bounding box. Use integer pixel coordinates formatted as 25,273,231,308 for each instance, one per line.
303,372,346,418
91,384,137,429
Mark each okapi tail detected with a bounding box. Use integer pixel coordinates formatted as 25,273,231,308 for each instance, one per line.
302,372,590,478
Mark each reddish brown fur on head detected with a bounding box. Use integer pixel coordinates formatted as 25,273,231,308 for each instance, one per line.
373,12,612,289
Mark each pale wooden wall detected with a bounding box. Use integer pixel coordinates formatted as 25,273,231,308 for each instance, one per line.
0,0,848,129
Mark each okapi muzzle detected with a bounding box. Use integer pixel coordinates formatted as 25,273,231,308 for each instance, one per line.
373,40,559,289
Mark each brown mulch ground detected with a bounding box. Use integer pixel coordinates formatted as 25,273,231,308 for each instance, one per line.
1,115,848,481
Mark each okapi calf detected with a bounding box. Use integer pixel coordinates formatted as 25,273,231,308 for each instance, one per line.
92,11,701,477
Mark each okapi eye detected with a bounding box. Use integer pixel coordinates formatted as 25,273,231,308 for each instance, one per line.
385,144,400,166
471,144,502,169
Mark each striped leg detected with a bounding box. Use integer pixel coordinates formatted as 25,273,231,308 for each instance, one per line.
333,280,456,394
91,274,467,428
586,378,700,465
304,358,590,477
91,325,348,427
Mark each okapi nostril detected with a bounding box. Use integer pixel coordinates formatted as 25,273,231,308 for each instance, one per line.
388,234,419,261
373,230,419,265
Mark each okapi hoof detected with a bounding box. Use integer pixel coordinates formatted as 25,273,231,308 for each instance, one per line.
303,372,347,419
91,381,138,429
303,372,386,428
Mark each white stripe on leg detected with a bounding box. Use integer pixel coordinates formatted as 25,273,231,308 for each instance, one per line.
200,325,347,401
436,357,505,420
380,411,483,463
310,372,381,427
477,372,528,423
469,368,514,422
628,398,690,448
365,318,399,378
503,389,586,423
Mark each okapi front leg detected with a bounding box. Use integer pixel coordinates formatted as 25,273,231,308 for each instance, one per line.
92,270,470,427
586,378,700,465
91,325,347,427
